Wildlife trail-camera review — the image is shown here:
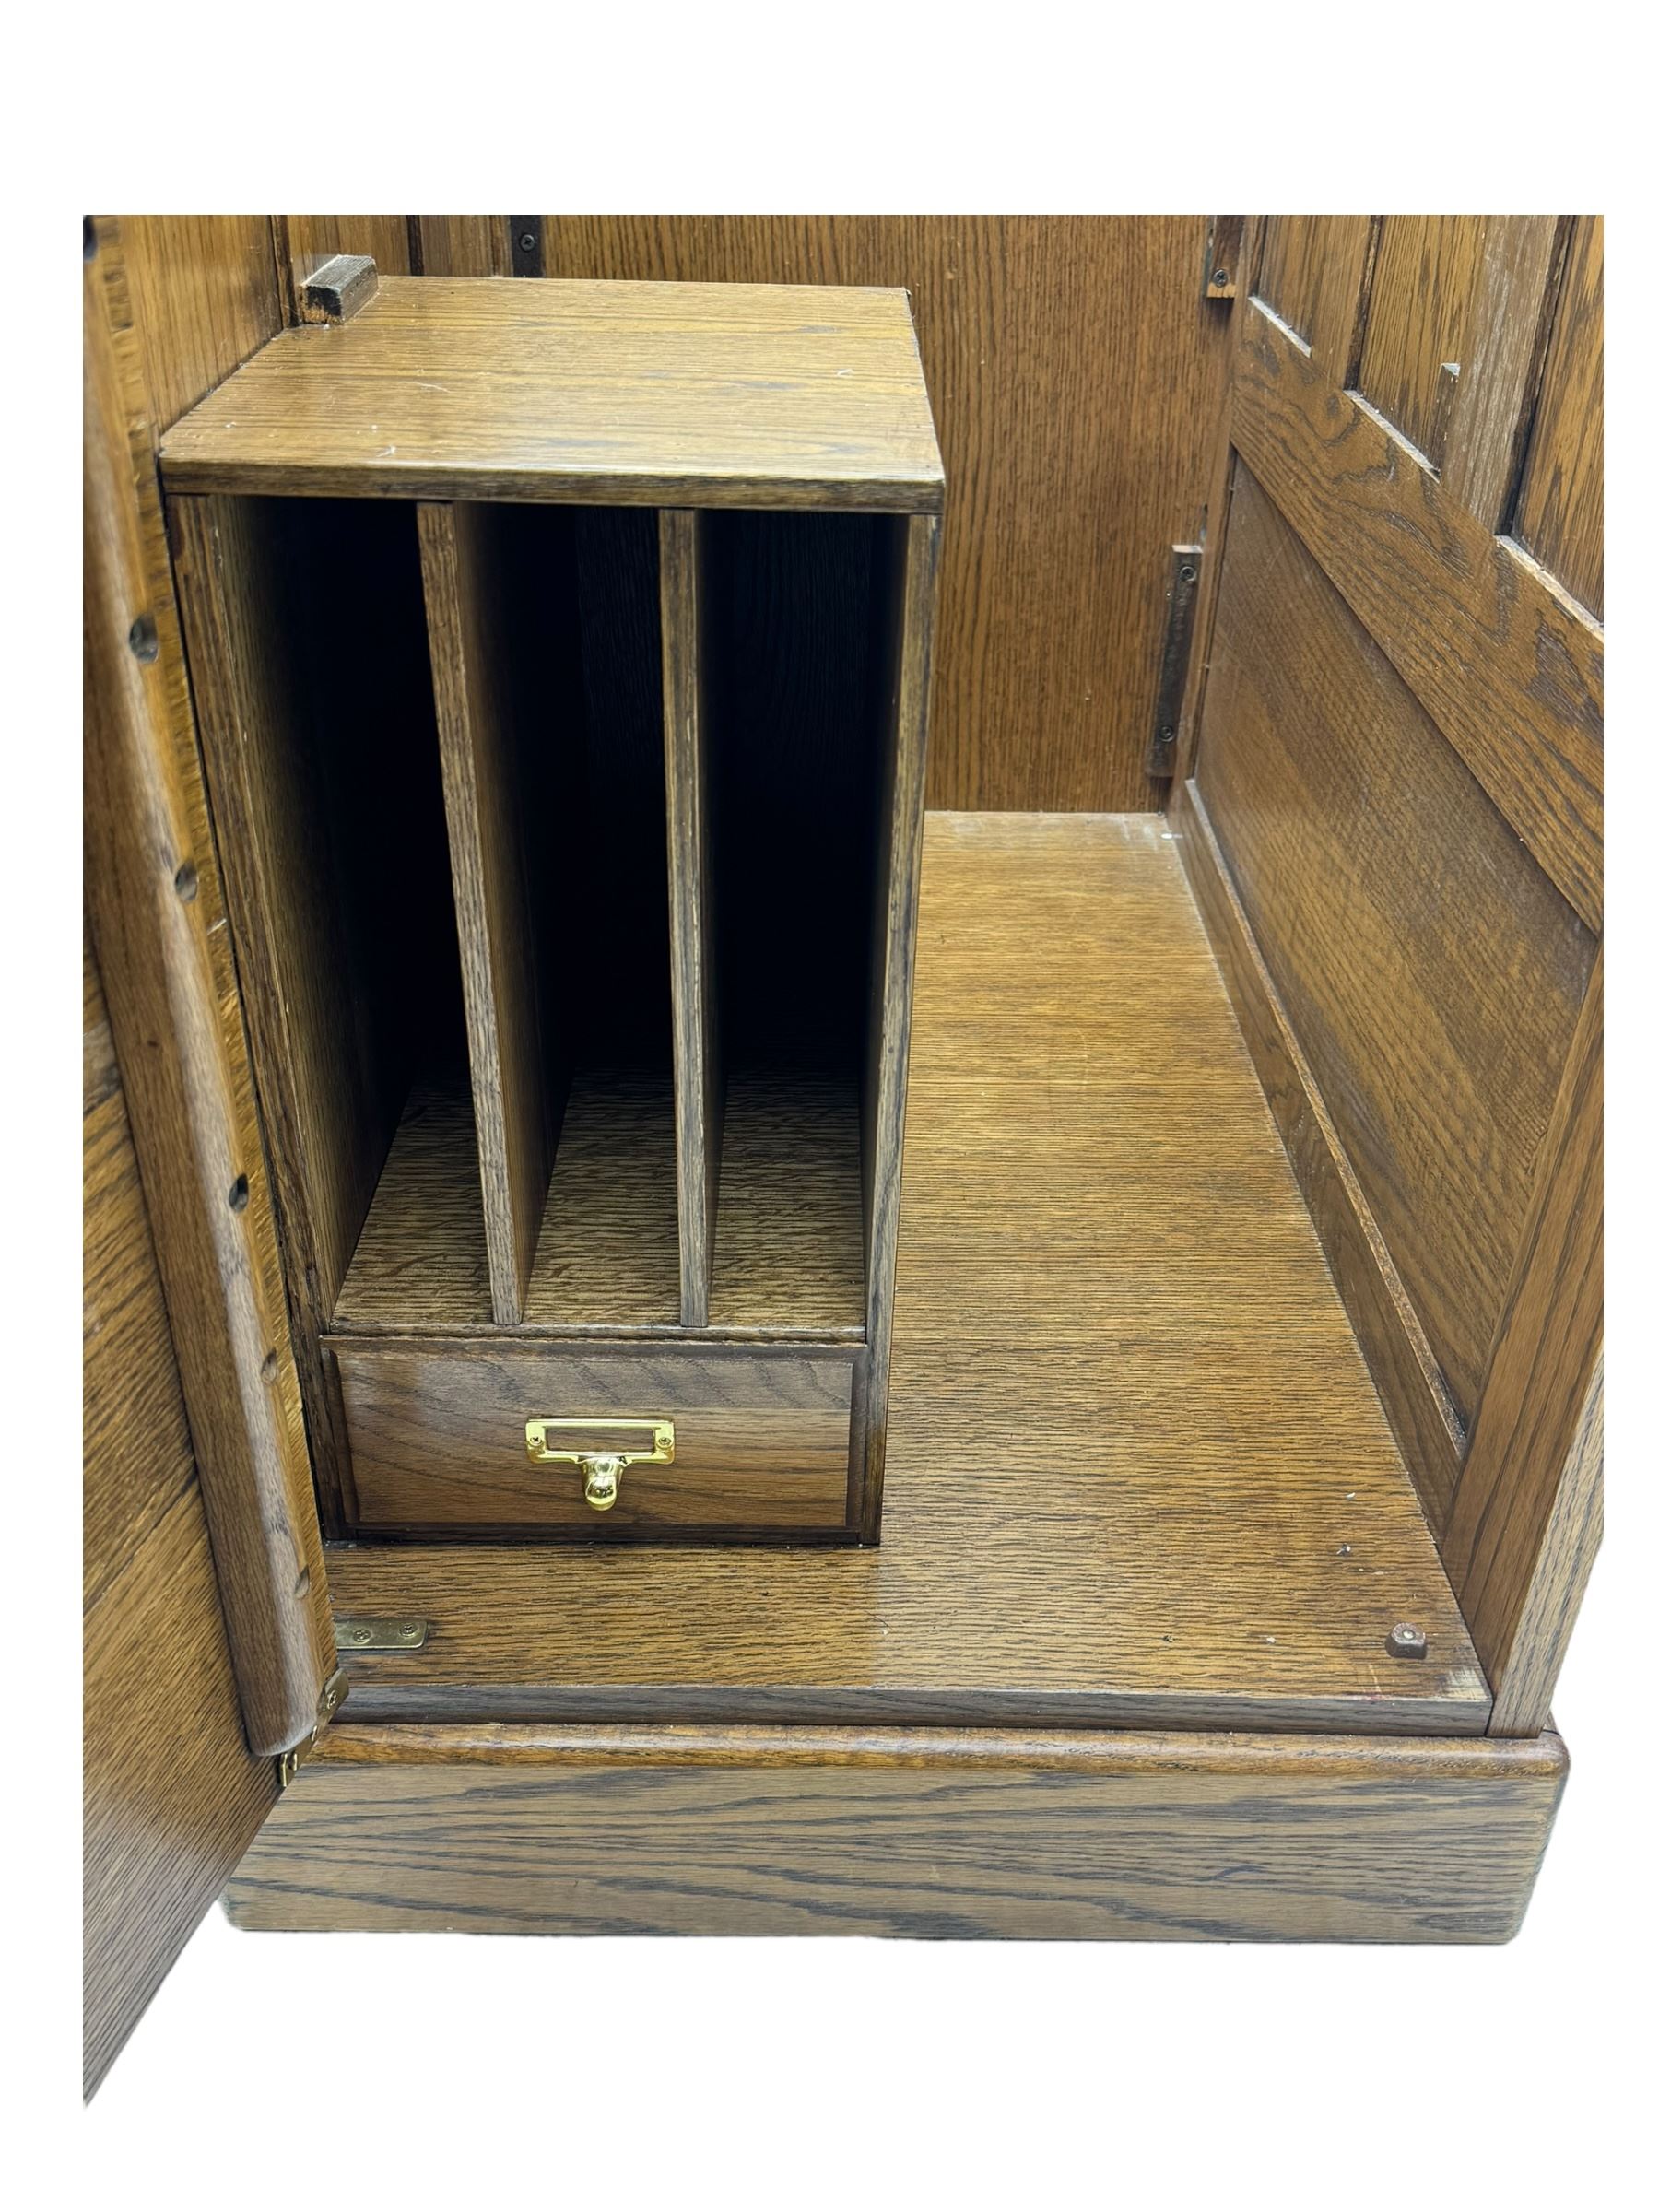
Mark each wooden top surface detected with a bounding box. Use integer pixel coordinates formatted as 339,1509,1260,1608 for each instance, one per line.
159,277,944,511
330,816,1485,1735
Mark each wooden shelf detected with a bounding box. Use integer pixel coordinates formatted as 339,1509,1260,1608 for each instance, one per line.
333,1070,865,1339
159,277,945,512
327,814,1488,1735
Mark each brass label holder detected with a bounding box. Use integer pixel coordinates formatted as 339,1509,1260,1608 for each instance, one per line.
524,1416,676,1512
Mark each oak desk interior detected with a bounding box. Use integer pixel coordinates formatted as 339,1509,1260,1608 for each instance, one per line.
326,815,1483,1735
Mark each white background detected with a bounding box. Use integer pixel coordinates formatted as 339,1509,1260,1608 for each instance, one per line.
22,6,1653,2199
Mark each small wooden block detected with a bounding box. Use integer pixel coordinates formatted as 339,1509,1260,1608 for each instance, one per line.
300,253,378,325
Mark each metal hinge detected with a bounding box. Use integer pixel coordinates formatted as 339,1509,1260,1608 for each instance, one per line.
1145,547,1204,778
335,1616,429,1652
274,1667,348,1788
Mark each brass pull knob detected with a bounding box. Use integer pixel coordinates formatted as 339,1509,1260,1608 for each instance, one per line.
580,1453,625,1512
524,1418,675,1515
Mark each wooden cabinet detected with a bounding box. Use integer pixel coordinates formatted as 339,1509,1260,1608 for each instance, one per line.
84,218,1602,2097
163,280,941,1547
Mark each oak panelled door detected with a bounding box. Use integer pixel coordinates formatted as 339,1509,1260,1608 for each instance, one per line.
1171,217,1603,1736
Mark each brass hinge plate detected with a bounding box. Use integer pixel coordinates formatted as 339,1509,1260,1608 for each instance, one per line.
274,1667,348,1787
335,1615,429,1653
1145,547,1204,778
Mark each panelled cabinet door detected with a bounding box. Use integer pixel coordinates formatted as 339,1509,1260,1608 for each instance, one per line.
83,220,336,2099
1172,216,1603,1735
82,934,281,2098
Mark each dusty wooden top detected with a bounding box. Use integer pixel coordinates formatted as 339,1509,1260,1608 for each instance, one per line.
159,276,944,511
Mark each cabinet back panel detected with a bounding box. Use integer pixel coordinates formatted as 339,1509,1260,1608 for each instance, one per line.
533,216,1229,812
1199,465,1594,1425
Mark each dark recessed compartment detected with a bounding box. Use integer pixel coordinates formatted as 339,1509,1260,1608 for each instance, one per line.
679,509,906,1335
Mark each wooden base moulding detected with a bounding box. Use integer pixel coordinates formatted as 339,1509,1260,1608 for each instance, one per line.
227,1721,1569,1944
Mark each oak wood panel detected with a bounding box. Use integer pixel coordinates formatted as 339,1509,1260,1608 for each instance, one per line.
1357,216,1490,465
170,497,416,1312
1516,216,1604,619
1481,1352,1602,1738
1440,218,1570,529
1254,216,1375,379
1197,466,1594,1426
420,502,552,1323
84,937,197,1606
82,935,277,2099
327,1340,857,1534
324,816,1487,1735
333,1075,865,1337
659,511,722,1324
1172,781,1465,1525
1444,957,1603,1734
227,1722,1567,1944
160,276,946,511
85,224,332,1757
859,513,938,1532
710,1074,865,1334
1232,298,1603,931
536,216,1230,811
415,215,512,278
171,492,456,1527
117,215,283,437
1167,223,1267,796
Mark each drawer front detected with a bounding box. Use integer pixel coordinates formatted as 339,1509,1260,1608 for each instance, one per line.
326,1338,860,1534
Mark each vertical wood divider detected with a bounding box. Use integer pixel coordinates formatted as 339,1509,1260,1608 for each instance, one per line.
659,509,723,1326
859,512,942,1535
418,501,552,1324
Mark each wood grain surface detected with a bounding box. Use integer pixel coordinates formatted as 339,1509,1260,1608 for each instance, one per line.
82,934,277,2098
324,816,1486,1735
85,224,333,1757
1196,465,1594,1425
1254,216,1375,380
1438,218,1570,529
1231,299,1602,931
535,215,1230,811
332,1073,865,1337
171,491,459,1526
160,276,945,511
858,513,938,1532
420,502,553,1322
328,1339,857,1534
1185,215,1602,1725
118,215,283,439
226,1720,1567,1943
1357,216,1490,465
1172,780,1465,1526
1515,216,1604,620
1445,957,1603,1733
659,510,723,1323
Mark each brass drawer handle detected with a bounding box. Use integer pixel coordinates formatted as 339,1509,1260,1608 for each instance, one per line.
524,1417,675,1512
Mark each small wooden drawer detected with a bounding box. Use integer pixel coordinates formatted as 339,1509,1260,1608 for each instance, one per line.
324,1337,861,1535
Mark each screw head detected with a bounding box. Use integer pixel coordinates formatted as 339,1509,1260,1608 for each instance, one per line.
1179,563,1198,583
518,230,537,253
1210,267,1229,288
1386,1623,1430,1660
128,614,159,663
